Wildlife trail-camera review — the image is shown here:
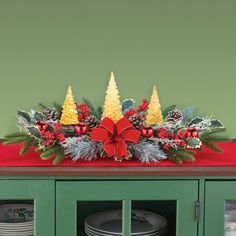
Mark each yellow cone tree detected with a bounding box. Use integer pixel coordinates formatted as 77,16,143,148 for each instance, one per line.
60,86,79,125
146,85,163,125
102,72,123,123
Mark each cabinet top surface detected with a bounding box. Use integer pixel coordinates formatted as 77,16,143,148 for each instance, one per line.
0,166,236,177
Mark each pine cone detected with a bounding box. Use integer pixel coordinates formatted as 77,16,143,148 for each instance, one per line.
129,114,145,130
166,109,183,123
84,116,99,129
43,108,60,121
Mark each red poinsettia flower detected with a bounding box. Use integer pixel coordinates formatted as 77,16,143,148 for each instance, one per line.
90,117,140,161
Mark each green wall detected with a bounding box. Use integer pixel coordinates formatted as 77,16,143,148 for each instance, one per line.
0,0,236,137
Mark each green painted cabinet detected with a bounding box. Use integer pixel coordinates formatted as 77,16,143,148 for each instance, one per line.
0,180,55,236
205,181,236,236
56,180,198,236
0,169,236,236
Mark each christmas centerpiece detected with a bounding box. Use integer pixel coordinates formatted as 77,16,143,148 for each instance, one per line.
4,72,229,164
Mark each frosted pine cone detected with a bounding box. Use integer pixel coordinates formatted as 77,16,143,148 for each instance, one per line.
166,109,183,123
84,115,99,129
43,107,60,121
129,114,145,130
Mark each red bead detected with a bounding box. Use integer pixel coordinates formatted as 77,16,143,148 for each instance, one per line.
53,122,60,130
75,123,89,136
36,121,48,131
185,128,199,138
157,127,169,139
177,130,186,139
57,133,65,142
163,143,171,150
141,126,154,138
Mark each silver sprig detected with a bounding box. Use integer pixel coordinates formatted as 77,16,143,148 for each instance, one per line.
62,137,102,162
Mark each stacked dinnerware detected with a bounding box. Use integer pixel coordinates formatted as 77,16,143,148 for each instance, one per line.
225,201,236,236
0,204,34,236
85,209,167,236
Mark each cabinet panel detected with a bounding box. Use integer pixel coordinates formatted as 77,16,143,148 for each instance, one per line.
205,181,236,236
0,180,55,236
56,180,198,236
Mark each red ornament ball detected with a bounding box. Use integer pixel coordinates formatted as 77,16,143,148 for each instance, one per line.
141,126,154,138
75,123,89,136
185,128,199,138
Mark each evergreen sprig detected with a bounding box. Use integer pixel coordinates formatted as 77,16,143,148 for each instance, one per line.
202,141,223,153
39,144,65,164
199,128,231,153
53,148,65,165
20,139,37,155
40,144,61,159
4,132,38,155
53,102,62,113
3,133,33,145
168,148,196,164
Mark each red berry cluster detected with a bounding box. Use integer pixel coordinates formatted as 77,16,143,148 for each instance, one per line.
78,103,89,121
36,121,65,147
158,128,186,150
137,99,149,112
157,127,169,139
125,99,149,117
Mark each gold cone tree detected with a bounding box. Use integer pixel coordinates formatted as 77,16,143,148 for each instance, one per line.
146,85,163,125
102,72,123,123
60,86,79,125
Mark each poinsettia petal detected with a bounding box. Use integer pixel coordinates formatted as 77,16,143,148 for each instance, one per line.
104,137,116,157
116,117,133,136
121,130,140,143
115,137,128,159
100,117,115,134
90,128,110,142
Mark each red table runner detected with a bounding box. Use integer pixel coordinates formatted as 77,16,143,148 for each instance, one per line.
0,142,235,167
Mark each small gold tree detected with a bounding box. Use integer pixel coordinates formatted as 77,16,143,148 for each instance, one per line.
60,86,79,125
146,85,163,125
102,72,123,123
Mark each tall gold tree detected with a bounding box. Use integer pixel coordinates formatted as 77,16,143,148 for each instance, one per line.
102,72,123,123
60,86,79,125
146,85,163,125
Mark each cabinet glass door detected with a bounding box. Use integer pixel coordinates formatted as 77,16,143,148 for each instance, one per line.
205,181,236,236
56,180,198,236
0,180,54,236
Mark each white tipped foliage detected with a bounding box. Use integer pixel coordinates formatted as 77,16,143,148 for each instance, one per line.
129,140,167,163
63,137,102,162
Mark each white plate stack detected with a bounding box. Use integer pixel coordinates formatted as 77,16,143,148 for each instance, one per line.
225,201,236,236
0,204,34,236
85,209,167,236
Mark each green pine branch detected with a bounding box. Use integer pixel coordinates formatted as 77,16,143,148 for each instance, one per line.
53,102,62,113
53,148,65,165
202,141,223,153
38,103,47,109
4,132,29,139
167,148,196,164
40,144,62,160
201,135,231,143
176,150,196,162
4,132,38,155
200,129,231,151
20,139,37,155
169,155,183,164
3,135,33,145
40,144,65,164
